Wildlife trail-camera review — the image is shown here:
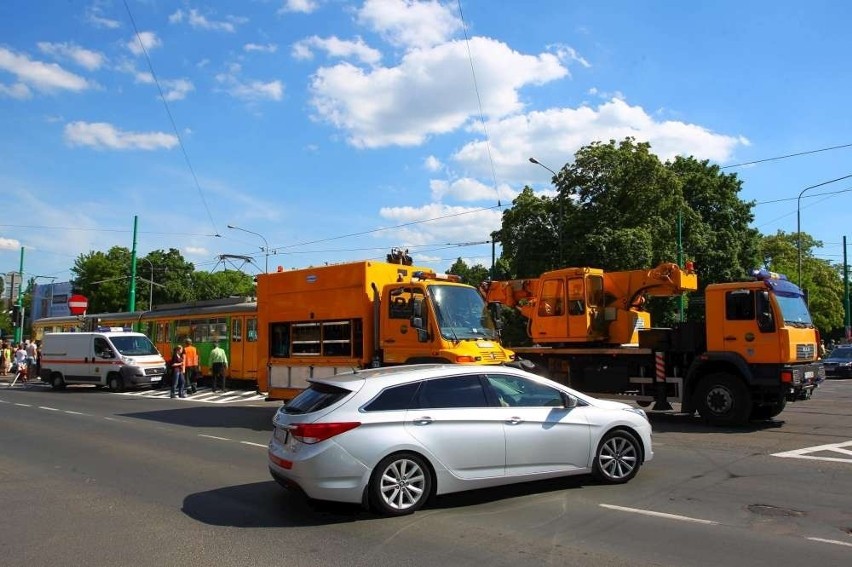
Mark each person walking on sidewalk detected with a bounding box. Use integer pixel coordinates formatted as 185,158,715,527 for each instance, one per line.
183,338,199,394
169,344,186,399
209,342,228,393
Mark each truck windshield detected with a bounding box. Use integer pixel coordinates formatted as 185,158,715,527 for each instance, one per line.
775,292,814,327
110,335,160,356
428,284,498,340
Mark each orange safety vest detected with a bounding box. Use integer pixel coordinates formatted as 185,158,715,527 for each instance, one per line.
184,345,199,367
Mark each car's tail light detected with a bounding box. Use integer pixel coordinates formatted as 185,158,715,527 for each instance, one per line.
291,422,361,444
780,370,793,384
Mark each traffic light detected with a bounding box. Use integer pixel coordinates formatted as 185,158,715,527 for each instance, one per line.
10,305,20,327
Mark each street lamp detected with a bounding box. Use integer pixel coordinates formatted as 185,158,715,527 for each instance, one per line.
529,157,563,265
227,224,270,273
140,258,154,310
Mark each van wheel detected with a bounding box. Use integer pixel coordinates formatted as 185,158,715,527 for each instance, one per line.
51,373,66,390
108,375,124,392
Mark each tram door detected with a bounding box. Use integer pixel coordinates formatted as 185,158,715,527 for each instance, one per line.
229,316,259,382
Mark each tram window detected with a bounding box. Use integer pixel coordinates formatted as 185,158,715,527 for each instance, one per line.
232,319,242,342
247,318,258,342
270,323,290,357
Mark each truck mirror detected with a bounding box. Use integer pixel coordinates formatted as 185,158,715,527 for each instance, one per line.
411,299,423,317
416,327,430,343
411,316,423,330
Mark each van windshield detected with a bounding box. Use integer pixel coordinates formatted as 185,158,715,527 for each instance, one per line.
110,335,159,356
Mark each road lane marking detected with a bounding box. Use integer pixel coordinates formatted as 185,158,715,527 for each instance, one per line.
240,441,267,448
199,434,231,441
14,403,31,407
599,504,719,525
807,537,852,548
63,410,88,416
772,441,852,463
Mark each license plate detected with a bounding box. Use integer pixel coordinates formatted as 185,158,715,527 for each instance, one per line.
151,376,161,382
274,428,289,444
804,371,814,379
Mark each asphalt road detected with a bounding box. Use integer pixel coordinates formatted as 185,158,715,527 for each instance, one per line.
1,380,850,567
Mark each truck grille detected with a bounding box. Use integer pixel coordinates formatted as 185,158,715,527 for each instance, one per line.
796,344,815,361
145,367,166,376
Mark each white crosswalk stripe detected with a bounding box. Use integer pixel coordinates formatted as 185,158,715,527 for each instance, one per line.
119,387,267,404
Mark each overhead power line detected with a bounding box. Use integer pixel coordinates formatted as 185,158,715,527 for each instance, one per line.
722,142,852,169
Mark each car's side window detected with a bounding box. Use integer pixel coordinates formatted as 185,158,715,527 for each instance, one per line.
362,382,421,412
485,374,564,407
414,376,489,409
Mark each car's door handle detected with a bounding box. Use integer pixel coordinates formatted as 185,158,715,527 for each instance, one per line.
506,417,523,425
414,417,432,425
724,336,736,341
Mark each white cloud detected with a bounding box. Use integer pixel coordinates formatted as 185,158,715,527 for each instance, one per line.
37,42,106,71
244,43,278,53
452,98,749,181
169,9,246,33
279,0,320,14
116,60,194,101
378,203,502,247
0,82,31,99
184,246,209,256
357,0,462,49
216,71,284,101
424,155,443,172
0,237,21,250
292,35,381,65
429,178,515,203
0,47,91,93
64,121,179,150
309,37,566,148
85,5,120,29
548,44,591,69
126,32,162,56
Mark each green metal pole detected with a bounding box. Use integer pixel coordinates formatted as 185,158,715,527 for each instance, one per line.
128,215,138,313
14,247,24,343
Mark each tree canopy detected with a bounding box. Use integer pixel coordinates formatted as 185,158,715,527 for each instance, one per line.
71,247,255,313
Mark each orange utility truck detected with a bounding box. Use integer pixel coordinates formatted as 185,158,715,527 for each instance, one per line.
482,264,822,425
256,252,514,401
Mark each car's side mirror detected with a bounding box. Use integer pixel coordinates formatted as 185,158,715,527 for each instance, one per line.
562,393,578,409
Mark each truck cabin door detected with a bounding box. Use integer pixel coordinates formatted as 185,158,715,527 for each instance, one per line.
529,277,588,343
381,286,429,364
718,288,779,364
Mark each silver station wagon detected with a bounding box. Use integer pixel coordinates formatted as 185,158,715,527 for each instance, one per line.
268,364,653,516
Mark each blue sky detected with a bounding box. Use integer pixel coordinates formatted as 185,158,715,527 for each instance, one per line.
2,0,852,289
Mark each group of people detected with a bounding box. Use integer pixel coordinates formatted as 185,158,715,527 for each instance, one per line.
1,339,40,383
168,338,228,398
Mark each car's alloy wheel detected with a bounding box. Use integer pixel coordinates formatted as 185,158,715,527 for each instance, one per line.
370,452,432,516
593,430,641,484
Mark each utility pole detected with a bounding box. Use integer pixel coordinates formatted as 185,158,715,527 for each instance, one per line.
845,235,850,341
14,247,24,343
128,215,138,312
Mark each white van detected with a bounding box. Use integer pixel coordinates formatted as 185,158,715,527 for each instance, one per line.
39,332,167,391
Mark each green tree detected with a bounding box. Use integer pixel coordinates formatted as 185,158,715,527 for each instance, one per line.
446,258,490,287
71,247,134,313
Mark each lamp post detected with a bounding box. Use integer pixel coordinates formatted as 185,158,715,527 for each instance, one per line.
140,257,154,310
529,157,563,265
227,224,270,273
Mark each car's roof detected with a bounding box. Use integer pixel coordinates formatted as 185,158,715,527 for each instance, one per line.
310,363,527,390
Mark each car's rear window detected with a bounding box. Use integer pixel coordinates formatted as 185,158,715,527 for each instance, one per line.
283,383,351,414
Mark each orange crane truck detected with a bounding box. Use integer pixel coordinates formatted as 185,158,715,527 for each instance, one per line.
481,264,822,425
256,252,515,401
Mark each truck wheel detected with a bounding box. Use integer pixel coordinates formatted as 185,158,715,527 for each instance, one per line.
108,374,124,393
51,373,66,390
694,373,751,425
751,398,787,420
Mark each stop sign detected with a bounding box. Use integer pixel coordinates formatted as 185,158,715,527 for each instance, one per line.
68,294,89,315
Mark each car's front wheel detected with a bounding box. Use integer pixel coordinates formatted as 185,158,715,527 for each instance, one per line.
592,429,642,484
369,452,432,516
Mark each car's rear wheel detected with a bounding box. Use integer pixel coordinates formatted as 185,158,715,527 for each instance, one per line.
369,452,432,516
592,429,642,484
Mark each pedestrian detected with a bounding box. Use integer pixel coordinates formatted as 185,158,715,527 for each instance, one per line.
183,338,199,394
0,341,8,376
25,339,37,370
169,344,186,399
209,341,228,393
13,343,27,383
